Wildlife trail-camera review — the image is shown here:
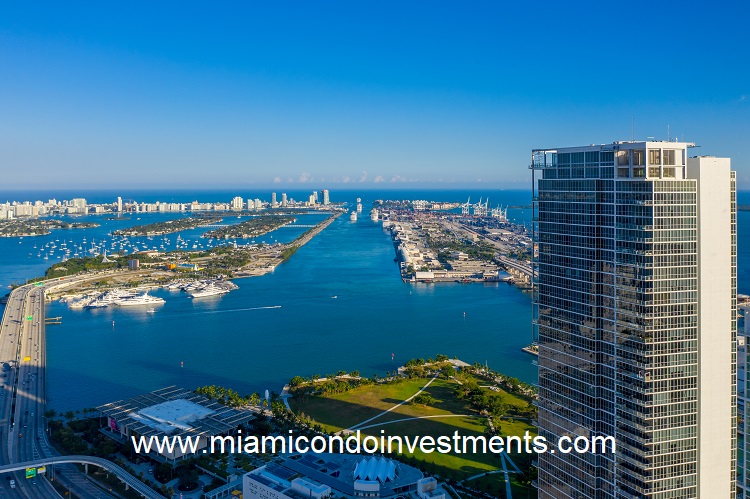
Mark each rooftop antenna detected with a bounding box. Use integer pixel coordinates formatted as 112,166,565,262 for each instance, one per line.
667,124,670,142
631,115,634,142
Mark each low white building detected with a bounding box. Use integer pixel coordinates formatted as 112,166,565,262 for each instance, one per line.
243,453,428,498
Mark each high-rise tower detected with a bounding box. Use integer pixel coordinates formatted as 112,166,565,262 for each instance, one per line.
531,141,736,497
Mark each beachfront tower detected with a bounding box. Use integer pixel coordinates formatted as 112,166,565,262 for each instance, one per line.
531,142,737,497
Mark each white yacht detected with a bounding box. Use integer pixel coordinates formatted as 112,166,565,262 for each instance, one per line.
116,293,165,307
87,288,136,308
190,284,229,298
350,211,357,222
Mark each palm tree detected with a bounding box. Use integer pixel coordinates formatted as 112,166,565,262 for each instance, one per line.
249,392,260,406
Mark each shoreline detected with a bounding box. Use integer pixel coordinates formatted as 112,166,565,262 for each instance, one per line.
43,211,345,299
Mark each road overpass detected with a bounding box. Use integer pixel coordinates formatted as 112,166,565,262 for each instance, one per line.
497,255,535,283
0,276,166,498
0,455,164,499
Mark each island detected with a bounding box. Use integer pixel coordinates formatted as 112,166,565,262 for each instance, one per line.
0,219,99,237
112,215,223,236
202,214,296,239
36,212,344,293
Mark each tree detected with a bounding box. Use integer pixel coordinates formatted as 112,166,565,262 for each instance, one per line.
177,466,199,487
413,394,437,406
518,466,538,486
441,365,457,378
290,376,305,387
64,410,75,421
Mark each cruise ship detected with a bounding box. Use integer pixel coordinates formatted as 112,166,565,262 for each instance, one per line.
115,293,165,307
189,284,230,298
349,211,358,222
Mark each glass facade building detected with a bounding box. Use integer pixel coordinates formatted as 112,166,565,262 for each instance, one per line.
532,142,736,498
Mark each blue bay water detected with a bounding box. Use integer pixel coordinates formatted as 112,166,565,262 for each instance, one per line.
0,189,748,412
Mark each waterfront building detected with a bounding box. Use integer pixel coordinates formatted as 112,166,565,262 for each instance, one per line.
323,189,330,206
281,193,288,207
309,193,316,206
231,196,244,211
117,196,122,212
97,386,255,463
531,141,737,497
13,203,35,217
272,192,278,208
71,197,87,213
254,198,262,210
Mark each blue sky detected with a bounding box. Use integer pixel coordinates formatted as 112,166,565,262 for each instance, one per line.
1,1,748,189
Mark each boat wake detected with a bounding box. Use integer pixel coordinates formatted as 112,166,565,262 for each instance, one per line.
203,305,282,314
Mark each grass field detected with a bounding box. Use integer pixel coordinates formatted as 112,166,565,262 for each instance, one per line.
289,374,536,491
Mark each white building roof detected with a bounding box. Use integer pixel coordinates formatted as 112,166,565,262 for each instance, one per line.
133,399,215,434
354,456,396,483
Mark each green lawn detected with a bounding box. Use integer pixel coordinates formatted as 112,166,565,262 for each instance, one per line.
289,375,537,487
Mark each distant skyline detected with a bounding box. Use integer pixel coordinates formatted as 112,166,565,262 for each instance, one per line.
2,1,749,188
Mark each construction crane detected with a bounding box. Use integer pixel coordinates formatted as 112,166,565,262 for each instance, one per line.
461,197,471,215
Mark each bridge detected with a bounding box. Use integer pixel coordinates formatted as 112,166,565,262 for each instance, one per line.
0,455,164,498
497,255,535,284
0,274,168,498
279,224,316,228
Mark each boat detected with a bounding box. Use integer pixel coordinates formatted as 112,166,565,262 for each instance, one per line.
189,284,230,298
86,300,109,309
522,343,539,356
370,208,379,222
115,293,165,307
86,289,136,308
349,211,357,222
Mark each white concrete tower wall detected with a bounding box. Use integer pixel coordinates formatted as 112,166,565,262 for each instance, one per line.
687,157,737,497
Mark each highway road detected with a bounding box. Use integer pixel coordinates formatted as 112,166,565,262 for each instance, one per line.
0,456,164,499
0,283,60,498
0,276,161,498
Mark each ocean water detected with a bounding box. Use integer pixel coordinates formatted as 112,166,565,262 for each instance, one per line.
0,189,747,412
